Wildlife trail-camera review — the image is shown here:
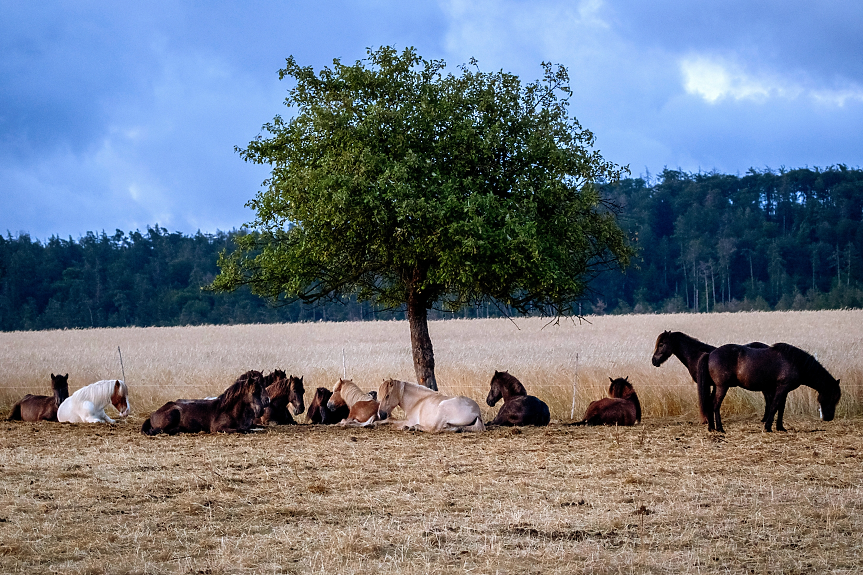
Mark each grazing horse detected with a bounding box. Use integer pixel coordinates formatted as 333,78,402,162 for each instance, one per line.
257,372,304,425
698,343,841,433
327,379,381,427
377,378,484,432
7,373,70,422
485,370,550,426
57,379,130,423
573,377,642,426
652,331,770,423
141,370,269,435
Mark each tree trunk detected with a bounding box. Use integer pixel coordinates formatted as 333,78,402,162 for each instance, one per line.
406,279,438,391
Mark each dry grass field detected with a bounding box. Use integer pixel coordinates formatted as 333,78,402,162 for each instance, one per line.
1,310,863,573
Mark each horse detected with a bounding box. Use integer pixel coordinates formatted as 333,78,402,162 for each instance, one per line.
305,387,349,424
485,370,550,426
7,373,70,422
327,379,382,427
141,370,269,435
257,372,304,425
573,377,642,426
57,379,130,423
697,342,841,433
377,378,484,432
652,331,770,423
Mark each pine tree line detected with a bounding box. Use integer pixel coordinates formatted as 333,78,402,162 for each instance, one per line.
1,166,861,331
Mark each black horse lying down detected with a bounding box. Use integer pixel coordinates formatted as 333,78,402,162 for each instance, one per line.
141,370,269,435
305,387,349,424
486,370,550,426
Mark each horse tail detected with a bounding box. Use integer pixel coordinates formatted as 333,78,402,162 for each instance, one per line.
141,417,156,436
696,353,714,430
7,401,22,421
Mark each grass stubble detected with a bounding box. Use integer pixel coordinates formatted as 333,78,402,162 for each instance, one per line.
0,310,862,574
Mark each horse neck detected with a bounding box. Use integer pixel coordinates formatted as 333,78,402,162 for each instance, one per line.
500,377,526,401
75,380,115,408
399,381,435,411
340,382,371,407
672,334,714,374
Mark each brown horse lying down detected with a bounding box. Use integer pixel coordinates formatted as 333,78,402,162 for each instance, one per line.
256,370,305,425
7,373,70,422
328,379,382,427
141,370,269,435
305,387,350,424
486,370,550,426
574,377,642,426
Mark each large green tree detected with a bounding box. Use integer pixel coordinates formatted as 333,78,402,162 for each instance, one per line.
212,46,632,390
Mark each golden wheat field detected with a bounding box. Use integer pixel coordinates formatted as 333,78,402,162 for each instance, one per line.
1,310,863,574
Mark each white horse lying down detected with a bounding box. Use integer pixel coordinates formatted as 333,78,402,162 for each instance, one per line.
58,379,130,423
377,379,484,432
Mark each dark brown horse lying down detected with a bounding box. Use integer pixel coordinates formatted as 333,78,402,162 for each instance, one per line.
486,371,550,426
574,377,642,426
256,370,304,425
305,387,350,424
141,370,269,435
7,373,70,422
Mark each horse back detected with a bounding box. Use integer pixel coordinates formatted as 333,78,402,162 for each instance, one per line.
710,344,790,391
581,398,637,426
148,400,212,434
491,395,550,426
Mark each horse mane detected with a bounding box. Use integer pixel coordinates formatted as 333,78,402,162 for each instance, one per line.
493,371,527,396
263,369,287,387
608,377,641,423
336,379,374,405
74,379,126,406
265,374,291,396
221,370,263,405
772,343,837,387
668,331,714,353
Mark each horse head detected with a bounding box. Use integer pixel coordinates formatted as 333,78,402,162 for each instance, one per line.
51,373,70,407
288,375,305,416
306,387,332,423
486,371,505,406
817,378,841,421
608,376,634,399
651,331,674,367
327,379,348,412
110,380,131,418
377,378,403,420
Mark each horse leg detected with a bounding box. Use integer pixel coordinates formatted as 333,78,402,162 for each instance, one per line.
712,385,729,433
765,388,790,432
775,398,788,432
761,390,775,423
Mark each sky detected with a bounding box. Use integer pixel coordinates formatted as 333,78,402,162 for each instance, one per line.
2,0,862,240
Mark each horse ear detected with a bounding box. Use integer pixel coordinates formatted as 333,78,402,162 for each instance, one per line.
51,373,55,378
64,373,68,378
609,377,614,383
625,376,629,382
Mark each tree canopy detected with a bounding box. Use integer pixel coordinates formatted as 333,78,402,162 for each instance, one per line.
212,46,633,389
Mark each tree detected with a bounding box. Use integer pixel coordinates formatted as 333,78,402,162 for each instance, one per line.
211,46,633,390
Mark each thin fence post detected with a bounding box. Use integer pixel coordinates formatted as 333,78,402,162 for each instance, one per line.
570,353,579,420
117,346,127,383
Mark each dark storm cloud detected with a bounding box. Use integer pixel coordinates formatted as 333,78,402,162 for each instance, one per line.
1,0,860,239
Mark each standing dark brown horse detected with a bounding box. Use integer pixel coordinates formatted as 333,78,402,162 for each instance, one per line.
305,387,350,424
652,331,770,423
257,372,305,425
141,370,269,435
697,343,841,433
573,377,641,426
486,371,550,426
7,373,70,422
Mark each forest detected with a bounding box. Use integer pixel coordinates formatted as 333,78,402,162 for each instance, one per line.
1,166,861,331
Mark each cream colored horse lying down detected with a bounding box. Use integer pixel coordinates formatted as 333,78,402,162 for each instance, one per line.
328,378,381,427
377,379,484,432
